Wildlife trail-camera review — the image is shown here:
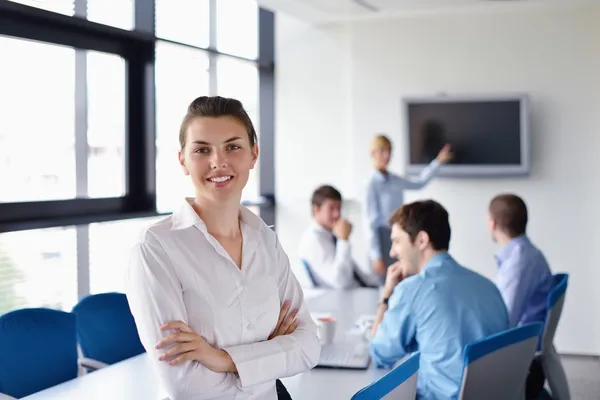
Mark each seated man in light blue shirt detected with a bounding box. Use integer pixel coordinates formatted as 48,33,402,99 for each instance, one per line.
369,200,509,399
488,193,554,327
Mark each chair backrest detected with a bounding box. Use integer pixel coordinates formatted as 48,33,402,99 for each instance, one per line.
0,308,78,398
540,273,568,353
301,259,319,288
459,322,543,400
351,352,420,400
71,292,145,365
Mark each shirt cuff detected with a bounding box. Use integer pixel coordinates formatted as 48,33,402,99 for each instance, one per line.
223,341,285,388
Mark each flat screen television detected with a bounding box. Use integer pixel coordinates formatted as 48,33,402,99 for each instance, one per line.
403,94,531,177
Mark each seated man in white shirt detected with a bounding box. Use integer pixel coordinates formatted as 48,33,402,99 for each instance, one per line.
297,185,371,289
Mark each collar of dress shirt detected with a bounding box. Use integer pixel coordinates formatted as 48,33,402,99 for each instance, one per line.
170,197,262,232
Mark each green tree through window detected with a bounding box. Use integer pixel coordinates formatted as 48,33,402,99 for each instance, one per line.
0,239,25,315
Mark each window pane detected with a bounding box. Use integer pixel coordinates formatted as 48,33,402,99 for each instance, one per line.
87,51,126,198
216,56,260,201
155,0,210,48
0,227,77,314
155,42,210,213
0,36,76,202
88,216,163,294
87,0,134,30
7,0,74,16
216,0,258,60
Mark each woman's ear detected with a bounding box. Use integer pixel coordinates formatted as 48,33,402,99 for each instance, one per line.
178,151,190,175
250,144,259,169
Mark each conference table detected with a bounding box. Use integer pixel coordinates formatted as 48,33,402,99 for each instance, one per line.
23,288,386,400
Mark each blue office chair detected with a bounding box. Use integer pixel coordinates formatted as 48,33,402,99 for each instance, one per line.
351,352,420,399
458,322,544,400
537,273,570,400
71,292,145,367
301,259,319,288
0,308,79,398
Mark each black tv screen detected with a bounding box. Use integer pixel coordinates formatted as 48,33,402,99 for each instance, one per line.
404,95,530,177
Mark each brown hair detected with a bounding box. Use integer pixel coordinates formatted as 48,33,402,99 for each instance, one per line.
311,185,342,208
388,200,451,250
179,96,257,150
489,194,528,238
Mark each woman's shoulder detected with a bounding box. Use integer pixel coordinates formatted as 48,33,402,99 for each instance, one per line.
133,214,176,247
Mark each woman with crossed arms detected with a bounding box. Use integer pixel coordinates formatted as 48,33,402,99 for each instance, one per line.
126,96,320,400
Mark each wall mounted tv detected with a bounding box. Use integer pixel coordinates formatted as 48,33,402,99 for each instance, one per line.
403,94,531,177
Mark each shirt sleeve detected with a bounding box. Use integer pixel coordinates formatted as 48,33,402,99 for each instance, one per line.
125,232,240,400
401,159,441,189
364,180,384,260
223,233,321,388
495,251,529,327
299,230,356,289
369,284,418,368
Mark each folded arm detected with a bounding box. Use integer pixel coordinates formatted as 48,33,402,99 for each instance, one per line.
223,234,321,387
126,235,240,400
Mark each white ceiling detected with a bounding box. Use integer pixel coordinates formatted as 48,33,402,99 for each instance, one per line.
256,0,597,23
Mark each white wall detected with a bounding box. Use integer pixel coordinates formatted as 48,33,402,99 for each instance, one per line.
275,3,600,354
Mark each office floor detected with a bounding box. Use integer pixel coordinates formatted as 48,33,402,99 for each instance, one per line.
562,355,600,399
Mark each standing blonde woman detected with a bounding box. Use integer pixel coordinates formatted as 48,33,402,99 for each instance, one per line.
126,96,319,400
363,134,452,279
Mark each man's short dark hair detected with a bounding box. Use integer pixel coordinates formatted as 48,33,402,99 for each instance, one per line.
311,185,342,208
388,200,451,251
489,194,528,238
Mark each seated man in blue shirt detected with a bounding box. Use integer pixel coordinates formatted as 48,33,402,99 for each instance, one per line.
488,194,554,399
488,193,554,327
369,200,509,399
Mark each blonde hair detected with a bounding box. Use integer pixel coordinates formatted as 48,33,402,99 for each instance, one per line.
371,134,392,152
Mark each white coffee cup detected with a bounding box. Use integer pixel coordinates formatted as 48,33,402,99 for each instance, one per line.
316,316,336,345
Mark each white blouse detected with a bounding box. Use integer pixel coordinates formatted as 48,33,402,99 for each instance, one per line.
125,199,320,400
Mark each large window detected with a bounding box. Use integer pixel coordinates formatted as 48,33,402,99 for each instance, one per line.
0,0,273,314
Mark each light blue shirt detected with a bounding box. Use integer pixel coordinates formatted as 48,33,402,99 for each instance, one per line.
363,160,440,261
370,253,509,400
494,235,554,327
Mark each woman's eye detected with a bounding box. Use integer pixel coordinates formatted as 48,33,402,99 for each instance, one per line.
194,147,210,154
227,144,241,151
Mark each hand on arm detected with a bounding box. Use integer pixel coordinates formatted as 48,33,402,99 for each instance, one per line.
372,258,387,277
268,300,300,340
371,262,406,336
156,321,237,374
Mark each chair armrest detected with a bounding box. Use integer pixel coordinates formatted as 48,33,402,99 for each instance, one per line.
0,392,17,400
78,356,109,371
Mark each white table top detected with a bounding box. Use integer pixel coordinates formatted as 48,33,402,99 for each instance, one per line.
23,288,383,400
22,353,161,400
